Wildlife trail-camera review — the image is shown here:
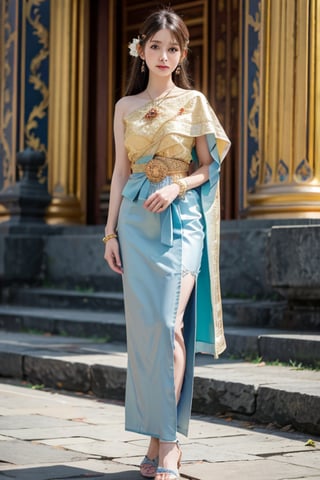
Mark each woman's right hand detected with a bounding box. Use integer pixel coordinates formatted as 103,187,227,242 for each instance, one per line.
104,238,123,274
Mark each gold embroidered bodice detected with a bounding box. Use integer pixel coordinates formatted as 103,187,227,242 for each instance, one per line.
123,90,230,166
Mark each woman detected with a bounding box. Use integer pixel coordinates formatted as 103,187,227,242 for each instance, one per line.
104,8,230,480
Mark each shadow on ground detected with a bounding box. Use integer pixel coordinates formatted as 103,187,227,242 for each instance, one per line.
0,464,142,480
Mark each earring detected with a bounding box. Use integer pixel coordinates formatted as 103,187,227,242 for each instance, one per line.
175,64,181,75
141,60,145,73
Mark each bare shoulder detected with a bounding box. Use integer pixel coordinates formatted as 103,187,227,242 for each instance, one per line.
115,93,147,118
115,96,131,115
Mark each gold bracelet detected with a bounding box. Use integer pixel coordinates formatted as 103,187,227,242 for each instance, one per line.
174,179,187,199
102,233,118,244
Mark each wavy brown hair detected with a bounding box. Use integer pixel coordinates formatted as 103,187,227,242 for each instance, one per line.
125,8,192,96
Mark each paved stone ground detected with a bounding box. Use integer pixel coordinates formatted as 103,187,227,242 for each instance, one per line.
0,380,319,480
1,332,320,436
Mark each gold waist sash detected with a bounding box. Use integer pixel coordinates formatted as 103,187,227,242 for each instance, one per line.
131,156,189,183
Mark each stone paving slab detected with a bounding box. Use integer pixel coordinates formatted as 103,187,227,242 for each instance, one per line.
186,432,311,456
0,332,320,436
1,424,141,442
180,458,320,480
119,445,259,464
0,415,77,430
0,382,319,479
271,450,320,469
43,439,146,459
0,439,88,465
42,437,100,446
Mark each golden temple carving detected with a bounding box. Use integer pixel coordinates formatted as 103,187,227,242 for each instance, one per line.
24,0,49,162
0,1,17,191
247,2,261,182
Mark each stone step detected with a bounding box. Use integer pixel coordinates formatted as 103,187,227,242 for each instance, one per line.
0,305,126,342
222,298,320,330
223,298,286,328
0,304,319,367
1,286,300,330
224,327,320,368
2,286,124,312
0,331,319,436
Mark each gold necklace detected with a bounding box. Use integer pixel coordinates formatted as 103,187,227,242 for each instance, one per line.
144,86,175,120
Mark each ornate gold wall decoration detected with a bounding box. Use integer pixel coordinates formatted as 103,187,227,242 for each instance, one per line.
24,0,49,157
240,0,262,212
277,159,289,183
247,2,261,184
249,151,260,182
294,159,313,183
0,1,17,222
0,0,18,190
264,162,272,184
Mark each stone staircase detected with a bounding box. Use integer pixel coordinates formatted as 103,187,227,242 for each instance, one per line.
0,285,319,367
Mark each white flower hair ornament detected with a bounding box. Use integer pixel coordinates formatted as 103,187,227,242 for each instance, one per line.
128,37,140,57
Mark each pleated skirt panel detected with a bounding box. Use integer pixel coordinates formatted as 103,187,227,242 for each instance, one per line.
117,189,204,441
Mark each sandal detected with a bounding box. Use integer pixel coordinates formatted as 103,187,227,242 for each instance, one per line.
154,441,182,480
154,467,180,480
140,455,159,478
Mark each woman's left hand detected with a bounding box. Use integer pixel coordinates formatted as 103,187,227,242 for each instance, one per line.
144,183,180,213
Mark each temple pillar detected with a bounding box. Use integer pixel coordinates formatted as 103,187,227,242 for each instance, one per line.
241,0,320,218
0,0,50,223
47,0,89,224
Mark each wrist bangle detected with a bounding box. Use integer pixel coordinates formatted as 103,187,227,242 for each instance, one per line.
174,179,187,199
102,233,118,244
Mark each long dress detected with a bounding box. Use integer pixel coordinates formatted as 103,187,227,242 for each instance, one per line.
117,89,231,442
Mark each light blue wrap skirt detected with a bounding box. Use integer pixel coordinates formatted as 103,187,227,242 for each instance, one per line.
117,185,204,441
117,134,222,441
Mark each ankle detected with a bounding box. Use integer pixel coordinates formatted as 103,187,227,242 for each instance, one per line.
158,440,181,468
147,437,159,460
